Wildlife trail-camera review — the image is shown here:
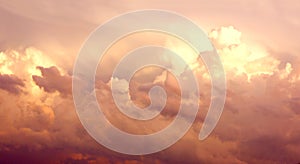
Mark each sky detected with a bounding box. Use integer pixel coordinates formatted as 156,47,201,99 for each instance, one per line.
0,0,300,163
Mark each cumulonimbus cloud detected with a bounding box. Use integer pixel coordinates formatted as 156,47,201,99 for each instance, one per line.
0,25,299,163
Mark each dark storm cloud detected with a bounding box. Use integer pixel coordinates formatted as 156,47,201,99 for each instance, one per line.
0,74,24,94
32,66,71,95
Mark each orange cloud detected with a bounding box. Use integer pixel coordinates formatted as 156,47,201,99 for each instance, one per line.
0,1,288,163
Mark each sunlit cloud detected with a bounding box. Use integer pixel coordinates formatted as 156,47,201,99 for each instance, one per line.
0,1,299,163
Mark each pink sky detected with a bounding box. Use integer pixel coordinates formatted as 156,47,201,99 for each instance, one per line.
0,1,299,163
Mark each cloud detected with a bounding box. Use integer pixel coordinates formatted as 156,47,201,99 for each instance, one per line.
17,104,55,131
209,26,281,80
32,66,71,96
0,19,299,163
236,131,300,163
1,0,299,162
0,74,25,94
209,26,242,48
